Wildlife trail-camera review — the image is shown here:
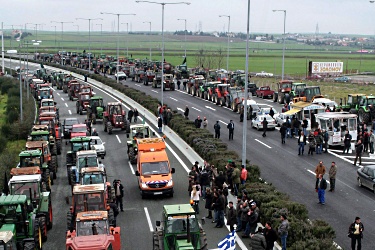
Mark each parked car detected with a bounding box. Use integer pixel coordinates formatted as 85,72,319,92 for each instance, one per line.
252,114,277,130
255,71,274,78
115,71,127,80
306,74,323,80
258,107,280,119
334,76,351,82
90,136,106,158
275,113,291,127
255,86,274,99
63,117,79,139
357,165,375,192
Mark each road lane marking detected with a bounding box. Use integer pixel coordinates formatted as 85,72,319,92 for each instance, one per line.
68,110,72,115
307,169,330,184
205,105,216,111
116,135,121,144
191,107,201,112
135,84,141,87
144,207,154,232
65,103,68,107
61,97,65,101
255,139,272,148
219,120,228,125
56,92,60,96
128,161,135,175
258,103,273,107
151,90,158,93
177,107,184,112
169,97,178,101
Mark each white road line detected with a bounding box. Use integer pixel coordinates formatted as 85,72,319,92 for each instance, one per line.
151,90,158,93
169,97,178,101
258,103,273,107
307,169,330,184
328,150,354,164
219,120,228,125
61,97,65,101
177,107,184,112
68,110,72,115
135,84,141,87
254,139,272,148
56,92,60,96
138,117,143,122
144,207,154,232
191,107,201,112
116,135,122,143
65,103,68,107
128,161,135,175
265,99,274,102
205,105,216,111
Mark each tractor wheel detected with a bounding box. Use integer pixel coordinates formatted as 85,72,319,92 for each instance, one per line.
47,203,53,230
199,229,208,250
349,109,358,114
207,93,211,101
51,144,57,156
103,119,108,132
34,219,42,250
273,93,278,102
23,241,36,250
204,92,208,100
225,98,230,108
70,170,76,186
107,122,113,135
153,231,164,250
39,216,48,242
67,211,73,232
41,182,47,192
231,102,237,112
358,108,370,124
43,169,52,191
186,86,190,93
108,209,116,227
49,170,54,186
219,97,225,106
56,140,61,155
128,147,136,164
278,93,284,104
284,93,291,104
125,120,131,133
79,106,83,115
92,113,97,124
51,156,58,179
110,187,116,201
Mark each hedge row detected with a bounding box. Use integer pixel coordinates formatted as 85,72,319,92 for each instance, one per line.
35,60,337,249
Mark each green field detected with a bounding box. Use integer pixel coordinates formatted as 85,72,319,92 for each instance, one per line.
0,94,8,126
5,31,375,76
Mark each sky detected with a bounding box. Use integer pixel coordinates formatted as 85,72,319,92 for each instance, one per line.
1,0,375,35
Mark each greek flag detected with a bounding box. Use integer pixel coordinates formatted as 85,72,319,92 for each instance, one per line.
217,231,236,250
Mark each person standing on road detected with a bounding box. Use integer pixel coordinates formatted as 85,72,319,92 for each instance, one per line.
91,128,98,136
133,108,139,123
157,117,163,133
203,117,208,128
184,105,189,119
369,130,375,154
328,161,337,192
280,123,287,144
232,165,241,197
302,117,308,136
317,174,327,205
343,130,352,154
348,217,364,250
128,108,134,123
278,214,289,250
226,201,237,232
298,131,306,155
363,129,369,153
315,161,326,191
264,222,278,250
235,197,243,232
113,179,124,212
353,139,364,166
85,119,92,136
214,121,221,138
213,190,225,228
315,129,324,154
194,116,202,128
262,117,268,137
166,109,173,126
308,132,316,155
240,165,248,185
190,183,200,214
269,107,275,118
227,120,234,140
249,227,267,250
205,187,213,219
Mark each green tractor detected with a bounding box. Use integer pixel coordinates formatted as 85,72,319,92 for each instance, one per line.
0,230,17,250
87,96,105,124
9,171,53,241
0,195,44,249
153,204,207,250
29,125,61,156
339,94,375,124
66,137,92,185
126,124,155,164
18,150,53,191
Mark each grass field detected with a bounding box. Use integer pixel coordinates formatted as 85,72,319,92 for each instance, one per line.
0,94,8,126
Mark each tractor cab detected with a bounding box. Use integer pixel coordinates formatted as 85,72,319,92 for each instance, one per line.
80,167,107,186
9,174,46,207
29,125,50,142
37,88,53,101
66,137,92,185
71,150,102,184
76,93,91,115
103,102,129,134
126,124,156,164
292,86,322,103
87,96,105,124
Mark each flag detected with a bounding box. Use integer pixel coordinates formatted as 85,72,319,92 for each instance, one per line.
217,231,236,250
40,64,44,69
2,172,9,196
181,57,186,65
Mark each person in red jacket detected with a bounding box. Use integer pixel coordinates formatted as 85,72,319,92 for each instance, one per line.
240,165,248,185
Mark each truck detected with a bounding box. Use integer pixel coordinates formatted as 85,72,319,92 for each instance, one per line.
255,86,274,99
135,138,175,199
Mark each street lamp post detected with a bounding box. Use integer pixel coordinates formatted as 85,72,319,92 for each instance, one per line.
50,25,57,46
121,23,129,58
95,24,103,54
51,21,73,64
219,15,230,72
76,18,103,73
177,18,187,58
273,9,286,80
101,12,136,84
33,23,45,41
73,25,79,51
143,21,152,60
136,1,191,106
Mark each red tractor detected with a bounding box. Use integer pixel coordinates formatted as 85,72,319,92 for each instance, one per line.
69,82,85,101
76,93,91,115
143,70,155,86
213,83,230,105
273,80,293,104
103,102,130,134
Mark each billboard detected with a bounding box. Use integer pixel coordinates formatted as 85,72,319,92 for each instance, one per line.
311,62,343,74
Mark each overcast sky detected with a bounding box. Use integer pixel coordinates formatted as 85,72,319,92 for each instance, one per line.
1,0,375,35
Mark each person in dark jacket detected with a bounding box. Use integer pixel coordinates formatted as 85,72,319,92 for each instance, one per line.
236,197,243,232
214,121,221,138
323,129,329,153
108,199,119,226
348,217,364,250
113,179,124,211
302,117,308,136
133,108,139,122
128,109,134,123
298,131,306,155
363,129,369,153
285,117,291,138
184,105,189,119
354,140,364,166
317,174,327,205
269,108,275,118
200,166,211,199
280,123,287,144
213,190,225,228
214,171,226,189
226,201,237,232
205,187,213,219
262,117,268,137
308,132,316,155
264,222,278,250
157,117,163,133
227,120,235,140
343,130,352,154
315,130,324,154
194,116,203,128
293,118,301,136
249,227,267,250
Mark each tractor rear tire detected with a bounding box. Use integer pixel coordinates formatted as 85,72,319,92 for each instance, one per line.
110,186,116,201
219,97,225,106
278,93,284,104
43,169,52,191
104,119,108,132
153,231,164,250
359,108,370,124
231,102,237,112
70,170,76,186
23,241,36,250
47,203,53,230
204,92,208,100
107,122,113,135
273,93,278,102
56,140,61,155
67,211,73,232
34,219,42,250
76,103,79,114
128,147,136,164
51,156,58,179
108,209,116,227
51,144,57,156
39,216,48,242
199,229,208,250
92,113,97,124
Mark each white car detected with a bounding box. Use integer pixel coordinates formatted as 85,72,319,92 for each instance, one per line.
275,113,291,127
115,71,127,80
90,136,106,158
258,107,279,119
252,114,277,130
312,98,338,111
255,71,274,78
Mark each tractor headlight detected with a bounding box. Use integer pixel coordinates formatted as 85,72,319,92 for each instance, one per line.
141,182,148,188
134,147,138,152
167,179,173,187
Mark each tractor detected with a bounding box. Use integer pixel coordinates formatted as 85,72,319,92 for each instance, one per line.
68,82,84,101
66,184,116,233
17,150,53,191
175,64,190,91
70,150,103,186
76,92,91,115
273,80,293,104
25,141,58,181
339,94,375,124
66,137,92,185
291,86,323,103
87,96,105,124
37,112,62,155
134,69,145,83
36,88,53,104
0,231,17,250
206,81,220,102
29,125,59,156
126,124,155,164
228,87,245,112
152,204,207,250
65,211,121,250
212,83,230,105
0,195,44,249
163,74,175,91
103,102,130,134
62,75,75,93
197,81,217,100
152,72,162,88
143,70,155,86
9,169,53,240
39,99,59,118
189,75,206,96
